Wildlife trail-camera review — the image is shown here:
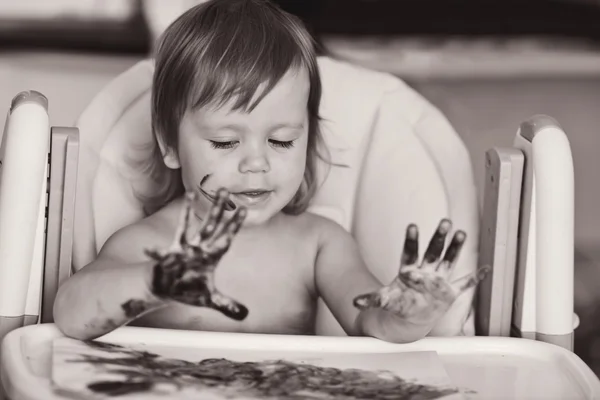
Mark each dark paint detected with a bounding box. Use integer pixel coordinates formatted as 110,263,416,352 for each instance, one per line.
144,190,249,321
198,174,236,211
100,319,119,331
442,232,466,264
401,224,420,266
71,340,460,399
121,299,150,319
423,234,448,263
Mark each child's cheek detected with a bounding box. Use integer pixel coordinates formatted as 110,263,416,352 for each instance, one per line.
196,160,236,191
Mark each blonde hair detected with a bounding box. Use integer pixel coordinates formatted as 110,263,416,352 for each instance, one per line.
134,0,331,216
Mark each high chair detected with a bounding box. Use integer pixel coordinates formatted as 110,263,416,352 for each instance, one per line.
1,56,598,400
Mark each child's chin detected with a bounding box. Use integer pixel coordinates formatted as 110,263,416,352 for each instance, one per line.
239,209,278,228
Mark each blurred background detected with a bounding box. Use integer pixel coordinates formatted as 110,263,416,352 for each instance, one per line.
1,0,600,375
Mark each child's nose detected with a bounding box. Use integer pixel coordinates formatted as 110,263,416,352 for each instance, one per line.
238,146,270,173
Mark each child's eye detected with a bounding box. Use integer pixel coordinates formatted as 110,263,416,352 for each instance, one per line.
209,140,237,150
269,139,295,149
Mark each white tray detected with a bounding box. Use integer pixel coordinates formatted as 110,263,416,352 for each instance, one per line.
2,323,600,400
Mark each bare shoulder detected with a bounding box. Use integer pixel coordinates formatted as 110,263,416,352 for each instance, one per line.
98,205,177,264
300,211,353,247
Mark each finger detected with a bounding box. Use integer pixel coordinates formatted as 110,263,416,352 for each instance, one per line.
422,219,452,266
400,224,419,269
144,247,165,261
194,209,245,268
199,191,235,211
210,204,247,243
198,175,236,211
436,230,467,274
450,265,492,295
212,206,247,242
210,292,249,321
198,188,229,241
353,292,382,309
204,207,247,254
169,192,196,251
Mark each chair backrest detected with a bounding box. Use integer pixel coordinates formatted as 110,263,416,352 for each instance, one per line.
72,56,480,336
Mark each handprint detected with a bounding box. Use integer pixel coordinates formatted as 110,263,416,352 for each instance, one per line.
144,189,249,320
353,219,490,327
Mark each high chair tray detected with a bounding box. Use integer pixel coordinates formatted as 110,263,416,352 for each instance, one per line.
2,323,599,400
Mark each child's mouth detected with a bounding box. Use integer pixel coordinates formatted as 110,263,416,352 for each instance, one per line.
232,190,272,206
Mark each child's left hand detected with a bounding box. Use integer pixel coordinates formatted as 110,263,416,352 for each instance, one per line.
353,219,490,330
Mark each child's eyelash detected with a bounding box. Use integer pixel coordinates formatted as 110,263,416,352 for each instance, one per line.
209,140,236,150
208,140,295,150
270,139,295,149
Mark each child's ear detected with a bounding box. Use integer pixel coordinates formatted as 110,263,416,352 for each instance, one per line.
162,149,181,169
157,137,181,169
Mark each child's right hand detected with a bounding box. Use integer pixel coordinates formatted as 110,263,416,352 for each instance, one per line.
143,190,249,320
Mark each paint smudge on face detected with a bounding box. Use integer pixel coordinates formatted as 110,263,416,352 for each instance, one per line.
69,340,460,399
198,174,236,211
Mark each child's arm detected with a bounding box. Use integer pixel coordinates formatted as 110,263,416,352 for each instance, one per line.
53,224,167,340
54,191,247,341
314,217,489,343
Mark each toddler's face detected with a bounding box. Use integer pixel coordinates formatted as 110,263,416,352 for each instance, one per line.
172,67,310,227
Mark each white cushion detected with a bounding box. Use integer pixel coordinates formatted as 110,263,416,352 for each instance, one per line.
73,56,479,336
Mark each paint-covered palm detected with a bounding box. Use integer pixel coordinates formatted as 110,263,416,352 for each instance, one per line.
354,219,490,327
144,190,249,320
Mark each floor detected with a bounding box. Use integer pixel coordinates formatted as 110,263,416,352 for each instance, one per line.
1,45,600,375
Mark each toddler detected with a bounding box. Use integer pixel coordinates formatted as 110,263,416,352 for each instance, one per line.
54,0,488,342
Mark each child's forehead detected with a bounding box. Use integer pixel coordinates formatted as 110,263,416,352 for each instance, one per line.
224,66,309,102
189,102,307,130
189,67,310,122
